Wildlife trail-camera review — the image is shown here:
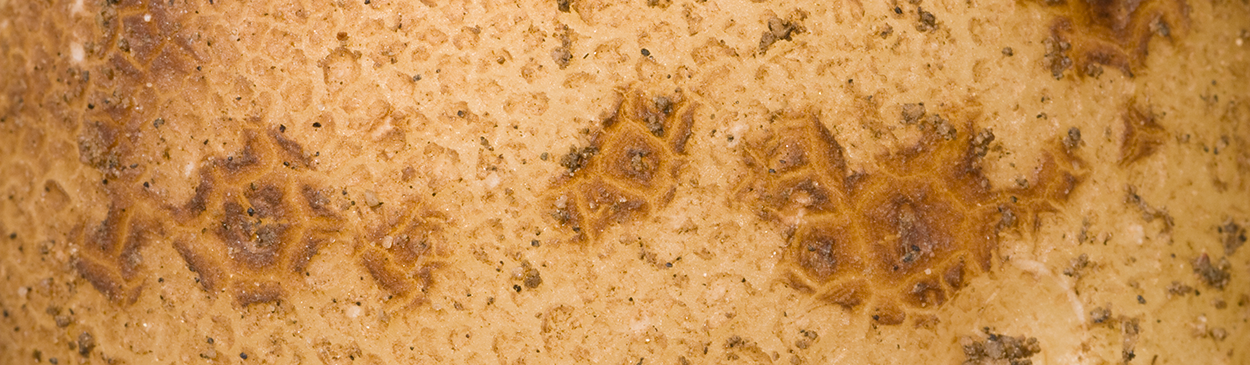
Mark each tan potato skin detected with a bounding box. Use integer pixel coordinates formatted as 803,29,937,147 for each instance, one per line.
1,0,1248,363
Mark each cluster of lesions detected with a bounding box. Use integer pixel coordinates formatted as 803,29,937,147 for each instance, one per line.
1034,0,1189,79
166,127,345,307
736,108,1084,326
545,88,696,243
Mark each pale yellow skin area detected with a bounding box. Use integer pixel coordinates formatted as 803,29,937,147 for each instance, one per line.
0,0,1248,363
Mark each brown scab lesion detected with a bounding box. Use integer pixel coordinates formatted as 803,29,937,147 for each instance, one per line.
1119,104,1166,166
543,87,697,243
737,105,1083,325
356,202,446,303
72,203,156,304
1033,0,1188,79
155,129,346,307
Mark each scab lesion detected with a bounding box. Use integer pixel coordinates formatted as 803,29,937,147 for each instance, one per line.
1032,0,1189,79
542,87,697,243
738,104,1084,326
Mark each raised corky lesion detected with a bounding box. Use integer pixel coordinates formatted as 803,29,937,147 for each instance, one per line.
736,108,1083,326
545,88,696,243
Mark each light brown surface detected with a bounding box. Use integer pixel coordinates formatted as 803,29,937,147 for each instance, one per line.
1,0,1248,363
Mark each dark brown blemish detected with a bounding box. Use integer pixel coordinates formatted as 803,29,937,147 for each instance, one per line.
174,239,226,292
268,128,312,168
1035,0,1188,79
73,203,152,304
794,220,860,283
216,200,290,271
545,88,696,243
221,131,263,174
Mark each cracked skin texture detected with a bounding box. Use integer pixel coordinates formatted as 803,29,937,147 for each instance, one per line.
1,0,1249,364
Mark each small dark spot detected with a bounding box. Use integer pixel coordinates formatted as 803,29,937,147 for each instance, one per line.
336,32,348,41
1063,127,1082,149
559,146,597,175
152,118,165,128
240,352,248,360
894,6,902,14
641,48,650,56
77,332,94,357
457,110,465,118
513,284,522,292
523,267,542,288
557,0,571,12
916,7,937,32
1002,47,1014,56
1090,306,1111,323
530,239,540,247
312,122,322,128
279,124,286,133
1166,281,1193,297
1137,295,1146,304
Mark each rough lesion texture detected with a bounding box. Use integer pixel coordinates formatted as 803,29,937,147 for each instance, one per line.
735,108,1081,325
1035,0,1190,78
1,0,1248,363
167,128,348,307
545,87,695,243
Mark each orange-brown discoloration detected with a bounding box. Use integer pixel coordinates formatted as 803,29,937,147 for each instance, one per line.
1036,0,1189,79
546,88,696,243
1120,104,1166,165
738,108,1083,325
357,201,446,304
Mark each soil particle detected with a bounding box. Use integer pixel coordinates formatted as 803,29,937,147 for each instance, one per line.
1193,253,1230,289
916,7,937,32
1219,219,1245,255
961,328,1041,365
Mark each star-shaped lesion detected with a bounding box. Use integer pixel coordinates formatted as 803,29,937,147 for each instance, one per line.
168,128,343,307
545,88,696,243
